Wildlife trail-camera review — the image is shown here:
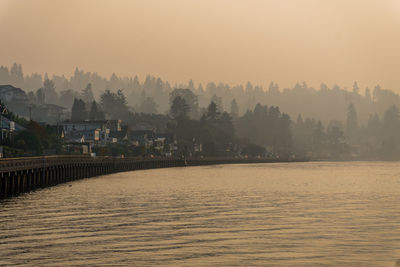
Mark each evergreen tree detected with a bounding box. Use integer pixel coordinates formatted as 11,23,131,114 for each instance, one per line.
203,101,219,121
170,96,190,119
139,95,158,114
312,121,325,156
81,83,95,103
346,103,358,142
198,83,204,93
365,87,372,102
71,98,87,121
100,89,130,120
188,79,195,90
43,78,58,104
382,105,400,158
373,85,381,102
245,81,253,94
327,120,347,158
36,88,45,106
169,89,199,119
352,81,359,94
210,94,223,113
10,63,24,87
89,101,101,120
268,81,279,94
0,66,10,84
230,98,239,117
367,113,381,139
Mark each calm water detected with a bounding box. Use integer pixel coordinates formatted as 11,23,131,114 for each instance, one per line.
1,162,400,266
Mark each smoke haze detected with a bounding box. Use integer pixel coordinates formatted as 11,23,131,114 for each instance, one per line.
1,0,400,91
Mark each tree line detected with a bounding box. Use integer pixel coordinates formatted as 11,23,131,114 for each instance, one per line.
2,63,400,126
3,63,400,159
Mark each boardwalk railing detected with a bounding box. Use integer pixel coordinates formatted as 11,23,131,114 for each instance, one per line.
0,155,305,199
0,156,185,199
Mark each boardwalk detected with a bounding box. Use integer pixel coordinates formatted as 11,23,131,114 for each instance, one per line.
0,156,302,199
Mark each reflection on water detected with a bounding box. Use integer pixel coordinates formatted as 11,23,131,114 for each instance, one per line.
1,162,400,266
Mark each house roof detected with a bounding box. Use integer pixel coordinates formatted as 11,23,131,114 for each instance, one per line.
0,85,27,101
0,84,26,95
0,115,25,131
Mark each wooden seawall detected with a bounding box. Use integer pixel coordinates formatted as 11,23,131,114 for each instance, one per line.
0,156,301,199
0,156,186,199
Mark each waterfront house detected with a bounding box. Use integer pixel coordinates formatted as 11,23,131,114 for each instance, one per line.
0,85,29,116
109,125,129,144
0,115,25,140
157,133,178,156
130,129,156,147
61,120,122,144
0,85,28,103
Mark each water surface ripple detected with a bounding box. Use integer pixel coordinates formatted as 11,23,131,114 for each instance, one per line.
1,162,400,266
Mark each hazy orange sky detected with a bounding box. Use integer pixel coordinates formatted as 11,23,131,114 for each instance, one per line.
1,0,400,91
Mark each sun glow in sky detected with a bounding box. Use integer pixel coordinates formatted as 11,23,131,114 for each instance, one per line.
0,0,399,91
